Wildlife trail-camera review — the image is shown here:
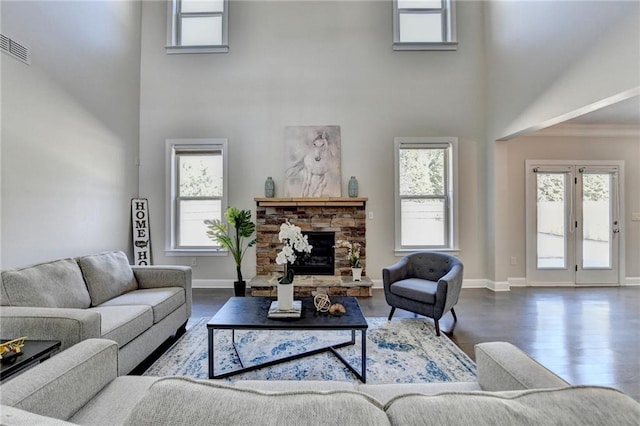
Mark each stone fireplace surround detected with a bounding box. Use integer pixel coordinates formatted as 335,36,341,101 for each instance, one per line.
249,197,371,297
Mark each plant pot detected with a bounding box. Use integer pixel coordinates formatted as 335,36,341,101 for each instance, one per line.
233,280,246,297
351,267,363,282
277,283,294,311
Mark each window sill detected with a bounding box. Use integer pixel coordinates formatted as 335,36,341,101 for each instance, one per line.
166,45,229,54
165,249,228,257
394,248,460,257
393,42,458,51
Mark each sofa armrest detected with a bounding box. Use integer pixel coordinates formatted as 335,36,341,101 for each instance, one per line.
0,405,75,425
382,256,411,291
0,307,101,350
132,266,192,316
475,342,570,391
0,339,118,421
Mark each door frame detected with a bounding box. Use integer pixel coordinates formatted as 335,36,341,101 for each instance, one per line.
525,160,626,286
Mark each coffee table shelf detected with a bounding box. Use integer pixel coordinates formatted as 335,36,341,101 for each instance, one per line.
0,339,61,382
207,296,368,382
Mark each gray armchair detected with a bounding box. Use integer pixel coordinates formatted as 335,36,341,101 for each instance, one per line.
383,252,463,336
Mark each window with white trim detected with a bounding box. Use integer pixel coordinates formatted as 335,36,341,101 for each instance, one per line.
394,137,458,252
393,0,457,51
166,139,228,254
166,0,229,54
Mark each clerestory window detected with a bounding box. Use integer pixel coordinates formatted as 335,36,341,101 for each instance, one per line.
166,0,229,54
393,0,457,51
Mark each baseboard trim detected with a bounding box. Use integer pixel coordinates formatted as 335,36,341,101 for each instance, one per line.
193,279,233,289
625,277,640,286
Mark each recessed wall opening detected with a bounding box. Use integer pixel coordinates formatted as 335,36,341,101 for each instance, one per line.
292,231,335,275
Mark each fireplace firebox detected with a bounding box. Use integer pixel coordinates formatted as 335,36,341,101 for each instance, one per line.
292,231,335,275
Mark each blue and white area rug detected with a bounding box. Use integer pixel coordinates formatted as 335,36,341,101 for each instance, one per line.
144,317,476,384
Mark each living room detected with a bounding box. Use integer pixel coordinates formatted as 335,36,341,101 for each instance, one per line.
1,0,639,422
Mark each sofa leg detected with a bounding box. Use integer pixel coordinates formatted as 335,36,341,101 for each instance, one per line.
434,320,441,336
451,308,458,323
388,307,396,320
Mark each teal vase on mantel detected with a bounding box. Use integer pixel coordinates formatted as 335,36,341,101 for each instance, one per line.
348,176,359,197
264,177,275,198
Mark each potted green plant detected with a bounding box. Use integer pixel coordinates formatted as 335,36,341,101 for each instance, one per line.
205,207,256,296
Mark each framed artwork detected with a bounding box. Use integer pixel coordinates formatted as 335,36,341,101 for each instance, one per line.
284,125,341,197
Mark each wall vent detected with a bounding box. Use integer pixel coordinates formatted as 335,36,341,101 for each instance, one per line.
1,34,30,64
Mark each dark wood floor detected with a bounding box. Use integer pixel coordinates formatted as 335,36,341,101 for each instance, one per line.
189,286,640,401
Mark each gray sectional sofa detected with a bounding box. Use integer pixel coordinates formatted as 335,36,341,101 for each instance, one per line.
1,339,638,425
0,251,191,375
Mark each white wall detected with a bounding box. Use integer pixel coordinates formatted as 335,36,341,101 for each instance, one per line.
484,0,640,284
506,131,640,282
139,0,488,283
1,1,142,268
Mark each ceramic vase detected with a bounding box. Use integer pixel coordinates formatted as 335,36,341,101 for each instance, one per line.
352,267,363,282
348,176,359,197
277,282,294,311
264,177,275,198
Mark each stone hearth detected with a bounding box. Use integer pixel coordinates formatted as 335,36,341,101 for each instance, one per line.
252,197,369,297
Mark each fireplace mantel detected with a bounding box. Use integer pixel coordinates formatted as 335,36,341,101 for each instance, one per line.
255,197,367,207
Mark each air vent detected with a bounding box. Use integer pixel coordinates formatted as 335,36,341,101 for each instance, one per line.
1,34,30,64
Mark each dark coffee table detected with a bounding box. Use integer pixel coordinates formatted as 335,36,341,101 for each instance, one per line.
207,296,368,382
0,339,61,382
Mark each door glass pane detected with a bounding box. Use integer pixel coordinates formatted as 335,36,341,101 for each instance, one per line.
399,13,443,43
181,16,222,46
582,173,611,268
178,153,223,197
179,200,221,247
536,173,566,268
401,199,445,246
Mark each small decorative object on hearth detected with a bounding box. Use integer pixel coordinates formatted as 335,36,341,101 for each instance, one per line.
329,303,346,316
348,176,359,197
336,239,363,281
313,292,331,312
264,177,275,198
275,220,313,311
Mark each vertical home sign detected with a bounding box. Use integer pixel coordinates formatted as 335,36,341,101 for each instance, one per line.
131,198,152,265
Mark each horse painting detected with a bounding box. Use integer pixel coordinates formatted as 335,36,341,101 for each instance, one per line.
284,126,341,197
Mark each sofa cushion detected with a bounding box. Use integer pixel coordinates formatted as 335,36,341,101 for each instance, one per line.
98,287,185,324
69,376,161,425
124,377,390,426
233,380,356,393
88,305,153,347
389,278,437,304
0,258,91,308
77,251,138,306
384,386,640,426
358,382,482,405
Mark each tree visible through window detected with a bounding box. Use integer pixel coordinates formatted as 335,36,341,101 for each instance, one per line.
167,139,227,253
395,138,457,251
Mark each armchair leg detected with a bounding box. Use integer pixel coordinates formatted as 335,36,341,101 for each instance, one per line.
434,320,441,336
388,307,396,320
451,308,458,323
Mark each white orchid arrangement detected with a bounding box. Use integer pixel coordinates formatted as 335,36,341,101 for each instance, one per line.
336,239,362,268
275,221,313,266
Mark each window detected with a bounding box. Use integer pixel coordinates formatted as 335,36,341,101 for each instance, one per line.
166,0,229,54
393,0,457,51
394,137,458,253
166,139,228,255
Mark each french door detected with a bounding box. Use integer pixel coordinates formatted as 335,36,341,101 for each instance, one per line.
526,161,622,285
